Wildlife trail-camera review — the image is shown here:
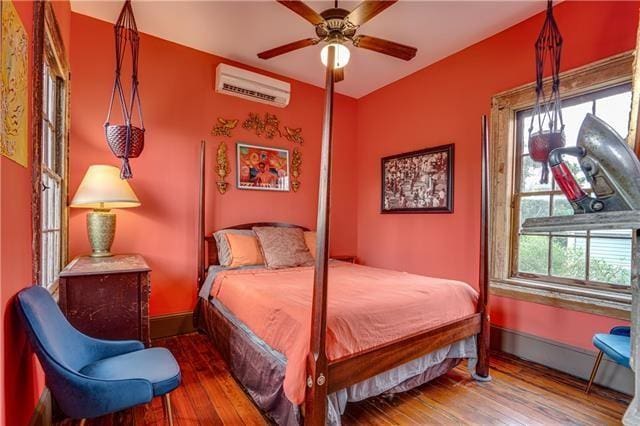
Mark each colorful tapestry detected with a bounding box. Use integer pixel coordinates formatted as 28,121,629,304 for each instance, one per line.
1,0,28,167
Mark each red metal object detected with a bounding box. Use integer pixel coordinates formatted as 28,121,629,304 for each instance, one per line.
550,162,587,202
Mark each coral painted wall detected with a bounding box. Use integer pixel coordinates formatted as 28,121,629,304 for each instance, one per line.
69,13,358,317
354,1,639,351
0,1,71,425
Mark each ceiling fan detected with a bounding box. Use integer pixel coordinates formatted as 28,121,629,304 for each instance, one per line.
257,0,418,82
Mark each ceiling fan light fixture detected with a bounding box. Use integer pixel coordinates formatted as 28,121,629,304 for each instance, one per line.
320,43,350,69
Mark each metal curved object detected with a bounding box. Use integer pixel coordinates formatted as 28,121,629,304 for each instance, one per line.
551,113,640,213
577,113,640,210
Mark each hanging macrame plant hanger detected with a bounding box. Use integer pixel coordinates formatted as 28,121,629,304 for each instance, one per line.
528,0,565,184
105,0,145,179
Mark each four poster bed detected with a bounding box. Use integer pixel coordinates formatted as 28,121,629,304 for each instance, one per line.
194,47,491,426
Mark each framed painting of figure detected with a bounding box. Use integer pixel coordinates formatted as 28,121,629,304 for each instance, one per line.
381,144,454,213
236,143,290,191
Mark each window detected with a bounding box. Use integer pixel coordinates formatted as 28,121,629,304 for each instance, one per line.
489,52,634,320
33,3,69,290
513,84,633,291
40,60,66,289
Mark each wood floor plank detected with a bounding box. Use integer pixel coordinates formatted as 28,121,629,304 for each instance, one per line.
53,333,629,426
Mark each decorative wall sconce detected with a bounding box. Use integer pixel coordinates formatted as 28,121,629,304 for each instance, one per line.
216,141,229,194
291,147,302,192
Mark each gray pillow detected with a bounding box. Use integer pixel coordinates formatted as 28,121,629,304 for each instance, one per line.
252,227,314,269
213,229,256,266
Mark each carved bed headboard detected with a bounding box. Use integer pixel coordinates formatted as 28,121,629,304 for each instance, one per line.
204,222,310,269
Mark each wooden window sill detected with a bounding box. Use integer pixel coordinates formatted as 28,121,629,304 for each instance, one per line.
490,278,631,321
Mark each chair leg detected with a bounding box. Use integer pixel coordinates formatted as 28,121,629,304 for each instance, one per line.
586,351,604,394
163,393,174,426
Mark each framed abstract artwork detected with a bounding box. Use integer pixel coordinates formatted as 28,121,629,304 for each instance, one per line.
1,0,28,167
236,143,290,191
381,144,454,213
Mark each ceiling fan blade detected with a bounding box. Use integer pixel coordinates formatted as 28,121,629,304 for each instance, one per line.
276,0,324,26
346,1,397,27
334,67,344,83
258,38,318,59
353,35,417,61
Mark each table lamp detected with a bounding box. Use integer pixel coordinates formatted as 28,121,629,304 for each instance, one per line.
70,165,140,257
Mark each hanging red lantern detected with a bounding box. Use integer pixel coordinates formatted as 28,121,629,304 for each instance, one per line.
105,0,145,179
528,0,565,184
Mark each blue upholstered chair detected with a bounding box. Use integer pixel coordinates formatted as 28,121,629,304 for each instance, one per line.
16,286,181,424
586,326,631,393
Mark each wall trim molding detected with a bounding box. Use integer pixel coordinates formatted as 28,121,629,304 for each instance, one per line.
491,325,633,395
29,388,52,426
150,311,195,339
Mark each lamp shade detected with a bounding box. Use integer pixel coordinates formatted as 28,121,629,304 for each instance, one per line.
70,165,141,209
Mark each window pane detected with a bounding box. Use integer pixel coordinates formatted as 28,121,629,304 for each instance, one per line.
520,195,550,227
562,101,593,148
589,238,632,286
521,155,552,193
518,234,549,275
596,91,632,139
551,236,586,280
552,195,573,216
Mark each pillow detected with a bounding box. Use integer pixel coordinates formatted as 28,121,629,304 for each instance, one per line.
226,233,264,267
253,227,314,269
213,229,255,266
304,231,317,259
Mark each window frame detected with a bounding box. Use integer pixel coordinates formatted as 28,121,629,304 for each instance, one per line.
489,51,634,320
511,84,633,293
32,2,70,293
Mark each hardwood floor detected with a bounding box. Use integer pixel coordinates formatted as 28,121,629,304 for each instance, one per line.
55,333,630,425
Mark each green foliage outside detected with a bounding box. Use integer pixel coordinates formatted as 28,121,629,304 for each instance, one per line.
518,235,630,285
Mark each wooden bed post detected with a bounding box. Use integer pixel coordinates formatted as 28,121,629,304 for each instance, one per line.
475,115,492,380
305,46,336,426
198,140,206,289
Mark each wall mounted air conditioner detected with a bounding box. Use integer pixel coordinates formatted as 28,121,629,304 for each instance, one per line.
215,63,291,108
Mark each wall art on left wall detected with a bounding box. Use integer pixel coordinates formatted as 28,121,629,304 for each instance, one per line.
236,143,290,192
0,0,28,167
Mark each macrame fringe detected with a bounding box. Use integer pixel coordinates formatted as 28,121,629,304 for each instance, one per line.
120,158,133,179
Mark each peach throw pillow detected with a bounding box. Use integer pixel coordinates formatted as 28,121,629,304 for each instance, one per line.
226,233,264,267
304,231,317,259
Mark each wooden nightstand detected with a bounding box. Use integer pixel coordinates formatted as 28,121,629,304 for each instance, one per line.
332,255,358,264
59,254,151,346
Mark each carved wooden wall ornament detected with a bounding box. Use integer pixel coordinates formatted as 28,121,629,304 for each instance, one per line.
284,126,304,144
216,141,229,194
243,112,282,139
291,147,302,192
212,117,238,137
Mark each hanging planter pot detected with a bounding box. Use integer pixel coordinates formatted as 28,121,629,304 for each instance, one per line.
105,0,145,179
527,0,564,184
528,130,565,184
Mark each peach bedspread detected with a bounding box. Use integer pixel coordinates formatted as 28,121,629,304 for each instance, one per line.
210,261,478,405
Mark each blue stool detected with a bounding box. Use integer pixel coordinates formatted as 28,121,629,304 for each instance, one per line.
16,286,181,424
586,326,630,393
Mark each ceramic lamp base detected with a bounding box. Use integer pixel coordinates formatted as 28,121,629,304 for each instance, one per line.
87,210,116,257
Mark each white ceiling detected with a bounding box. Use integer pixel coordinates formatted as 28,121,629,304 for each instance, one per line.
70,0,549,98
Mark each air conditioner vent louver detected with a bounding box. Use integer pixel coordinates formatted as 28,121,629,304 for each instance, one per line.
222,83,277,103
215,64,291,108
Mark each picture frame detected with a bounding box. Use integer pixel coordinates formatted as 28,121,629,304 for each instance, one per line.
381,144,454,214
236,142,290,192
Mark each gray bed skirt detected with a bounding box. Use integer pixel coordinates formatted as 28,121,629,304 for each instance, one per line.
194,297,477,425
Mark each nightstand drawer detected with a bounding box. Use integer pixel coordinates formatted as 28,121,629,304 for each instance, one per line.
59,254,151,346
